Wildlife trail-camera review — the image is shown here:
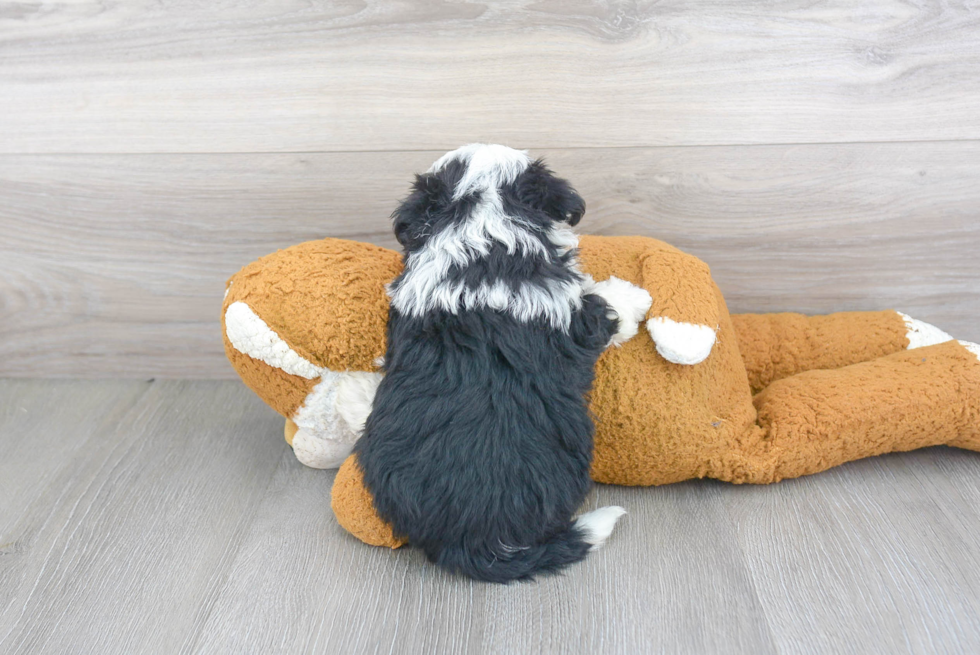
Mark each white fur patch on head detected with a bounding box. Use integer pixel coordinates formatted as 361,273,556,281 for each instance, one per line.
587,276,653,347
224,301,323,379
959,340,980,362
428,143,531,200
427,143,484,174
575,506,627,551
647,317,717,365
898,312,954,349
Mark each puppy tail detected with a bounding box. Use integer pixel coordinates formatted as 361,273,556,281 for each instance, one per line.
434,506,627,583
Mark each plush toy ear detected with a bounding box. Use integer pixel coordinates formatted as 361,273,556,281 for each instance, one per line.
512,159,586,226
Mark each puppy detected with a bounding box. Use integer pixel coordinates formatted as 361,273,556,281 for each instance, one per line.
354,144,651,582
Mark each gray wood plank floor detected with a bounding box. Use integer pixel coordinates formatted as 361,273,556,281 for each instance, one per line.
2,379,979,654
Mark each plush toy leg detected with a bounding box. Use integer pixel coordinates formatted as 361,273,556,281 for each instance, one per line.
730,310,948,393
743,340,980,483
331,456,406,549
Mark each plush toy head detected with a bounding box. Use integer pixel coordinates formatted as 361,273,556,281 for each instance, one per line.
222,239,399,468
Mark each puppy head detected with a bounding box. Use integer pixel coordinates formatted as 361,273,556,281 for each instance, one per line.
391,144,585,252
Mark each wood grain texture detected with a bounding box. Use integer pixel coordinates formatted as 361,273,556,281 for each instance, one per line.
2,1,980,153
3,379,980,653
0,380,148,534
2,143,978,378
725,452,980,654
0,380,285,655
192,473,777,655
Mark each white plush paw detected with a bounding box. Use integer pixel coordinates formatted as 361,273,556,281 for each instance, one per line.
291,370,382,470
588,276,653,347
899,312,954,349
959,341,980,362
647,317,717,365
291,428,355,469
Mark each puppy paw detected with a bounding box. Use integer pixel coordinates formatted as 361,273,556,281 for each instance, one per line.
898,312,954,349
575,506,627,551
589,276,653,347
647,317,717,365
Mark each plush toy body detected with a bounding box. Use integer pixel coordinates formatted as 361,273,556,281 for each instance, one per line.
223,236,980,548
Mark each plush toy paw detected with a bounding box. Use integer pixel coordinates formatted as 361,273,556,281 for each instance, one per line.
647,317,717,365
290,370,382,469
588,276,653,347
899,312,954,349
291,428,358,469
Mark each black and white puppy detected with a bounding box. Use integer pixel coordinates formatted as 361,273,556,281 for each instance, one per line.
354,144,651,582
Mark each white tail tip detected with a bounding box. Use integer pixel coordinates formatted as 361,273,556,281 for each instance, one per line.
575,506,627,550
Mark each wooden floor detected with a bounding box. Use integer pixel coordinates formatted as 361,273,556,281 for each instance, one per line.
2,378,980,655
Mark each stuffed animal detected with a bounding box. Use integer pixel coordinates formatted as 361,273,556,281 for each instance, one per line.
222,235,980,549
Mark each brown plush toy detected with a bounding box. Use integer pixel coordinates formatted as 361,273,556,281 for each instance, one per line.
222,235,980,549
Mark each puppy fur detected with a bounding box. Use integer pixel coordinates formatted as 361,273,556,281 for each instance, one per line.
354,144,627,582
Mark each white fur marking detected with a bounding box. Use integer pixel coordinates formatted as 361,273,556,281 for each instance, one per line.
547,223,579,256
647,317,717,365
959,341,980,362
588,277,653,347
224,302,323,379
575,506,627,550
899,312,954,349
428,143,531,200
427,143,484,174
